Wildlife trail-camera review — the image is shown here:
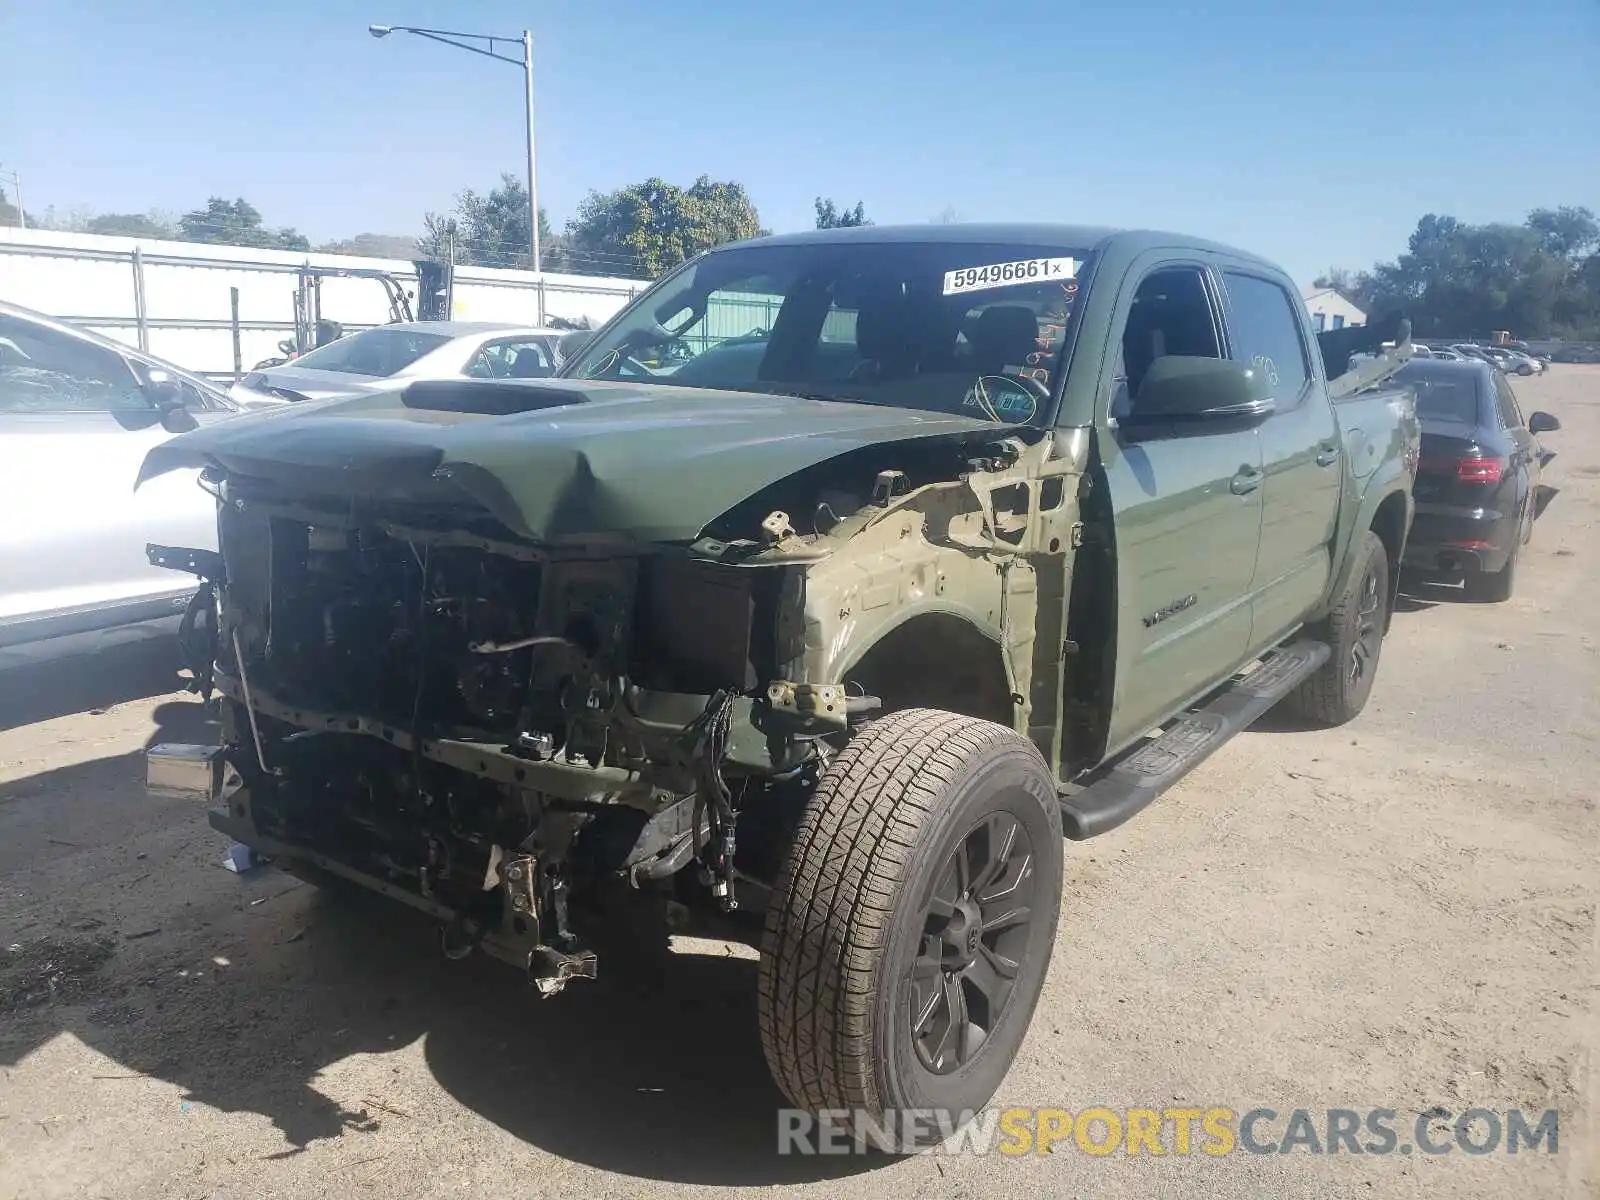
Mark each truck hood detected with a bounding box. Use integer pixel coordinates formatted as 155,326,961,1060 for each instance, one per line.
137,378,1010,543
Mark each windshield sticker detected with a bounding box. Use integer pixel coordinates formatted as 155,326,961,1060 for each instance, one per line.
944,257,1077,296
1017,280,1079,389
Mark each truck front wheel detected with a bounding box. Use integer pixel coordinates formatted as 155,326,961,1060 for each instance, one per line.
1284,529,1390,726
757,708,1063,1153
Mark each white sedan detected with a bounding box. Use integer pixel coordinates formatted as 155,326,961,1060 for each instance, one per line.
228,321,568,405
0,300,278,654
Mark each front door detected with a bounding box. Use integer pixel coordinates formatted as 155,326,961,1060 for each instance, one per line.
1219,269,1343,650
1099,263,1265,755
0,314,227,640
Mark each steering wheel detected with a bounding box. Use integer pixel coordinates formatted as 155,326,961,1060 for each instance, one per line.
969,373,1049,423
613,353,658,379
584,348,658,380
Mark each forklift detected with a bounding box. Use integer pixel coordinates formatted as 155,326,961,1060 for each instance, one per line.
252,261,454,369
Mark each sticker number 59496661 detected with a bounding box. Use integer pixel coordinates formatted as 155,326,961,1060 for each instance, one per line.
943,256,1077,296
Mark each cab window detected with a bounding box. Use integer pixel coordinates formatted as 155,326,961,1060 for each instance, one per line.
1222,272,1311,405
1115,267,1223,418
1491,372,1523,430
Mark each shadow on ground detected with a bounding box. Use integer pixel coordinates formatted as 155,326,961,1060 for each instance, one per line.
0,771,879,1186
0,623,188,731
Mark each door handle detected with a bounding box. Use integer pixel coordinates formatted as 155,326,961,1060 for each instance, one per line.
1229,466,1263,495
1315,442,1340,467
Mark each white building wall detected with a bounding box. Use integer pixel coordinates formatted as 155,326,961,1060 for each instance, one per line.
1301,287,1366,334
0,227,648,377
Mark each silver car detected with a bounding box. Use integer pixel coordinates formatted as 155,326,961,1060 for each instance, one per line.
0,301,278,649
229,321,567,405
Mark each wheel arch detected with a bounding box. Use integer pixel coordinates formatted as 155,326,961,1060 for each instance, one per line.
838,609,1016,729
1368,489,1408,632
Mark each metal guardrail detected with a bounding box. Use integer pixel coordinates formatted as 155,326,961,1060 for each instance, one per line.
0,234,645,373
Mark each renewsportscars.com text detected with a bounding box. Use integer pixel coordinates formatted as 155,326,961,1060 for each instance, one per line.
777,1106,1561,1157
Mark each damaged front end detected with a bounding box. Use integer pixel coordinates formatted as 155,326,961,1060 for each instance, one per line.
142,386,1081,995
145,492,838,993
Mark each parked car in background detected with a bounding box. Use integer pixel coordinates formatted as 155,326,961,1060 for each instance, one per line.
228,321,568,406
1550,343,1600,363
1397,358,1559,601
0,300,279,650
1450,343,1501,369
1425,347,1467,361
1481,345,1543,375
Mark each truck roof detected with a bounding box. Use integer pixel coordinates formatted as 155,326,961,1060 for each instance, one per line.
734,223,1281,271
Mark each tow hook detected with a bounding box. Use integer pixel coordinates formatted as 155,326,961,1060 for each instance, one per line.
527,945,598,998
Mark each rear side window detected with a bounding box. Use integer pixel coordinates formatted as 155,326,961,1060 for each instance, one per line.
1492,373,1523,430
466,338,558,379
1222,273,1311,404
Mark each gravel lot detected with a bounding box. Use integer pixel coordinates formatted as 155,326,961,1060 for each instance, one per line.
2,368,1595,1200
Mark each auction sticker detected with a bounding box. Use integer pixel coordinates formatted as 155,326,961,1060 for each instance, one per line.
944,257,1077,296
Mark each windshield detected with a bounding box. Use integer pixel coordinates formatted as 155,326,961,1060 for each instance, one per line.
560,239,1095,425
289,326,453,377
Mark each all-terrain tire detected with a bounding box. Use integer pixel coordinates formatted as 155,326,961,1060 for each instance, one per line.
757,708,1063,1153
1282,530,1390,726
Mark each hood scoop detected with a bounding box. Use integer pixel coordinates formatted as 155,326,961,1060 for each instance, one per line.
401,379,590,416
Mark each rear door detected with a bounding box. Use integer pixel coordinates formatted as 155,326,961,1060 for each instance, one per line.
1099,259,1265,753
0,314,225,641
1218,268,1343,651
1490,370,1537,529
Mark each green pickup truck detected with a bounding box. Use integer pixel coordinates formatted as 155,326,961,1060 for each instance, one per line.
141,224,1418,1150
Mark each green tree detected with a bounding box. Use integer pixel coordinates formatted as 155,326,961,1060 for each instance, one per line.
565,175,763,278
1311,267,1354,293
179,197,309,250
1525,206,1599,261
0,185,25,228
318,232,420,259
417,174,555,270
815,197,870,228
1350,207,1600,340
85,212,174,238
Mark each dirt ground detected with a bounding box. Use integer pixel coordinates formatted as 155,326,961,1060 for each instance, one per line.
2,369,1596,1200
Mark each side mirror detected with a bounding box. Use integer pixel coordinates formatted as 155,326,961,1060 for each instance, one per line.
1528,411,1560,434
1121,356,1274,431
557,329,595,363
143,373,198,433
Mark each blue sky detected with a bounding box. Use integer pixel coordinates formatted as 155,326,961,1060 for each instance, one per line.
2,0,1596,284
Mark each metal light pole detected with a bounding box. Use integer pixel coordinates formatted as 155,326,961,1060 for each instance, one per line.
522,31,539,277
369,23,540,274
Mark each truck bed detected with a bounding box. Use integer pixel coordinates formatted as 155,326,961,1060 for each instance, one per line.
1319,311,1415,399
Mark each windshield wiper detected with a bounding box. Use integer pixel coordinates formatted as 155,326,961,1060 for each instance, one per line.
760,387,873,406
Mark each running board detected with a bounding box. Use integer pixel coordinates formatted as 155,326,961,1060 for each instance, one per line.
1059,639,1331,840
